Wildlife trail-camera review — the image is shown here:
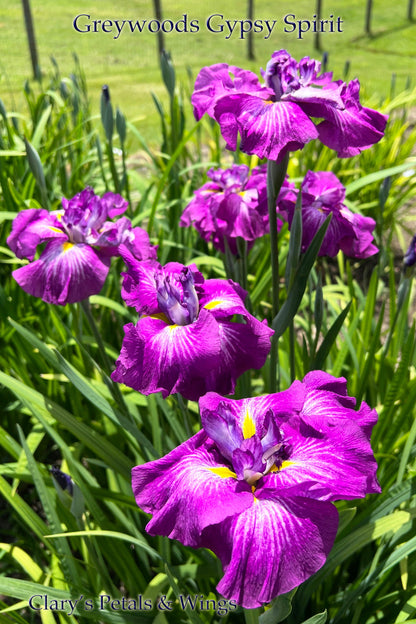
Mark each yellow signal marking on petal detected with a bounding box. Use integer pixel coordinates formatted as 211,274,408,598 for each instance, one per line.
143,313,170,323
270,461,296,473
281,460,295,470
208,466,236,479
62,242,74,253
204,300,223,310
49,226,63,233
242,409,256,439
141,313,179,330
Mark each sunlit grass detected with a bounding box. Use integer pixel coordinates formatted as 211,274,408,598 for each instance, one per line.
2,0,416,144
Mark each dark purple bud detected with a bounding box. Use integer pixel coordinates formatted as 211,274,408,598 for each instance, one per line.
50,466,74,496
102,84,110,103
404,235,416,268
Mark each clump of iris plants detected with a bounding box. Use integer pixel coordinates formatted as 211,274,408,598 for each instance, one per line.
5,47,394,619
124,48,387,610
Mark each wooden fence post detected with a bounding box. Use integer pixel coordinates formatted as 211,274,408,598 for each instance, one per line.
314,0,322,51
22,0,41,80
153,0,165,57
365,0,373,35
247,0,255,60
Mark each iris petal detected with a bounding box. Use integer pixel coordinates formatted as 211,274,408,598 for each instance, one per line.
193,51,387,162
191,63,265,120
313,80,388,157
132,434,253,546
199,278,249,319
112,309,223,400
266,421,381,501
201,486,338,608
214,95,318,162
7,208,66,260
12,240,110,305
210,320,273,393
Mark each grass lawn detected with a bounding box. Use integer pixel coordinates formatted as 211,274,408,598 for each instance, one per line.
1,0,416,145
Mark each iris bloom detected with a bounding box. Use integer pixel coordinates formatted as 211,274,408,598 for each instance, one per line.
285,170,378,258
192,50,388,162
180,164,297,253
132,371,380,608
111,252,273,400
7,188,156,305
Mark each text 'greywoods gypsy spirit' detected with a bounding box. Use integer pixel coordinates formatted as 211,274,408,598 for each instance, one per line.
72,13,344,40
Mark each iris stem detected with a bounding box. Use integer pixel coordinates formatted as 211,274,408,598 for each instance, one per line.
267,155,289,393
106,140,121,194
244,607,261,624
223,236,235,282
236,236,252,313
80,299,129,416
237,369,251,399
81,299,113,372
289,320,296,382
383,274,412,356
177,393,193,439
236,237,248,291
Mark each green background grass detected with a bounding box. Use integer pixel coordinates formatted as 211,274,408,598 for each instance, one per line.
2,0,416,142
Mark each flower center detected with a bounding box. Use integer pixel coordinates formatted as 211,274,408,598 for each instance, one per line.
156,267,199,326
60,192,108,244
263,52,322,101
263,51,299,100
232,414,290,485
203,405,291,486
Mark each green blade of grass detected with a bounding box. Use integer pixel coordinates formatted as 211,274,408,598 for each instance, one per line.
0,372,132,479
17,424,81,589
46,530,160,561
311,301,352,371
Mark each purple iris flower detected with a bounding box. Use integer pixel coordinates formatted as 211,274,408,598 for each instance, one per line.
284,170,378,258
180,164,297,253
7,188,157,305
132,371,380,608
192,50,388,162
111,251,273,401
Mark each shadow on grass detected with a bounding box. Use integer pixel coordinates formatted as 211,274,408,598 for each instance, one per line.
350,20,416,55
